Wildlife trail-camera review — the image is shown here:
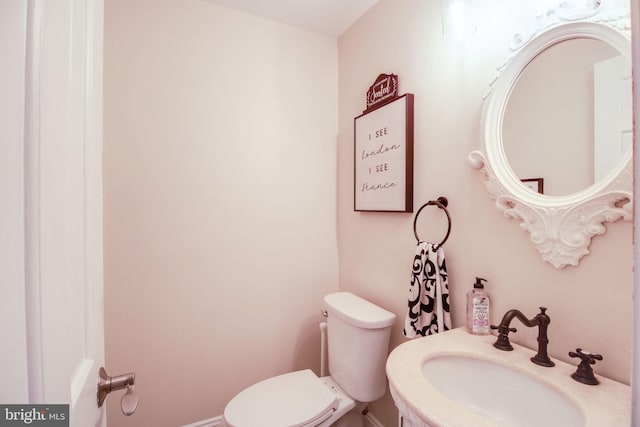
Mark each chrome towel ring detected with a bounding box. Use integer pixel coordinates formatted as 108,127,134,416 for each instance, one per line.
413,196,451,246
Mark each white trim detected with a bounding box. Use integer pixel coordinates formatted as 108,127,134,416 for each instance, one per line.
24,0,44,404
180,416,223,427
179,413,385,427
364,412,386,427
631,0,639,424
0,0,30,403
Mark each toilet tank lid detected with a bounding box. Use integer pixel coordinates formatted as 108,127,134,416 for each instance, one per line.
324,292,396,329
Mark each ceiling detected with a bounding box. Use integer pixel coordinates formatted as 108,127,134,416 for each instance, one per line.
202,0,380,37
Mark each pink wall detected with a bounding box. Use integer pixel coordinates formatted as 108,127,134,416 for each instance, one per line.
104,1,339,425
338,1,632,425
104,0,633,425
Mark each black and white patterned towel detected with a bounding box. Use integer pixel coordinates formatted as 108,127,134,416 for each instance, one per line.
403,242,451,338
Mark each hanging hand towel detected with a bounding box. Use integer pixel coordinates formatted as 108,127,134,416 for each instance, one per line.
403,242,451,338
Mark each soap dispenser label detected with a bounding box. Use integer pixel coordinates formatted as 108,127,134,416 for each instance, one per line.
472,297,489,332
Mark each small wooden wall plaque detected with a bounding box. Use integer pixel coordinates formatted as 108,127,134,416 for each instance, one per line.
365,73,399,112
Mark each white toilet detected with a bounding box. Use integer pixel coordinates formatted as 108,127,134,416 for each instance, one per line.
223,292,396,427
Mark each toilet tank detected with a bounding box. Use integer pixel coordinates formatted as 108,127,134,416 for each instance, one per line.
323,292,396,403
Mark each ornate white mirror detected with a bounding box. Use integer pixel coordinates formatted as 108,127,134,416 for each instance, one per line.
469,2,632,268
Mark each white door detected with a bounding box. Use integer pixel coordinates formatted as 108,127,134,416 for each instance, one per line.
593,54,633,181
1,1,106,426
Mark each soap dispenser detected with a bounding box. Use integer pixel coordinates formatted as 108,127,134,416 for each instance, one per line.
466,277,490,335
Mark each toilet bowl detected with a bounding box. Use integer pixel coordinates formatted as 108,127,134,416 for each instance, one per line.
222,292,396,427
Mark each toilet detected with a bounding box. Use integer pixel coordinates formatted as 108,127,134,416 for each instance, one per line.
223,292,396,427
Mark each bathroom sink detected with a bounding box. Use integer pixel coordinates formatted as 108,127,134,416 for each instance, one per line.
421,355,584,427
386,328,631,427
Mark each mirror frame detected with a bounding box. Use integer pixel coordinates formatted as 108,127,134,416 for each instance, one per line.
469,10,632,269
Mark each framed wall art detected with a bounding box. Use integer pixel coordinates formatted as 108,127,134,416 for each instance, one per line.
354,81,414,212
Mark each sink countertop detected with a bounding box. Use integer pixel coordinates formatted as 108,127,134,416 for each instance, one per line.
386,327,631,427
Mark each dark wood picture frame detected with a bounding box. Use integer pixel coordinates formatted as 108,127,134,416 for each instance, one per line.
354,93,414,212
521,178,544,194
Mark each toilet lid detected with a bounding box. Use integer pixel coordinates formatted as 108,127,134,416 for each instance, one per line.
224,369,338,427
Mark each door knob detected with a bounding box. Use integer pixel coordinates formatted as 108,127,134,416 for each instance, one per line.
97,367,138,416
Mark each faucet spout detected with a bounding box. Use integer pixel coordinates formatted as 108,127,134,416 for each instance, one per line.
490,307,555,367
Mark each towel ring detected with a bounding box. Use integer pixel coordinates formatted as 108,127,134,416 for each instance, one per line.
413,196,451,246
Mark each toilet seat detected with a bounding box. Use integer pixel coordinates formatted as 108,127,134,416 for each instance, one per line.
223,369,339,427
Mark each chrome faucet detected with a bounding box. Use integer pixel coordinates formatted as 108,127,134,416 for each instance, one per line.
490,307,555,367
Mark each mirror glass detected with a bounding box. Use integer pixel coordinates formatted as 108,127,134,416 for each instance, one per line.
502,37,632,197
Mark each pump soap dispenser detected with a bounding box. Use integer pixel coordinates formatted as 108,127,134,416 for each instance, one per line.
466,277,490,335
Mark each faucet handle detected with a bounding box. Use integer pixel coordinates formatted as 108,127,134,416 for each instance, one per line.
491,324,517,351
490,324,517,333
569,348,603,385
569,348,603,363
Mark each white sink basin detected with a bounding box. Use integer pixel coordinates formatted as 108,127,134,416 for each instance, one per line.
421,355,584,427
386,328,631,427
